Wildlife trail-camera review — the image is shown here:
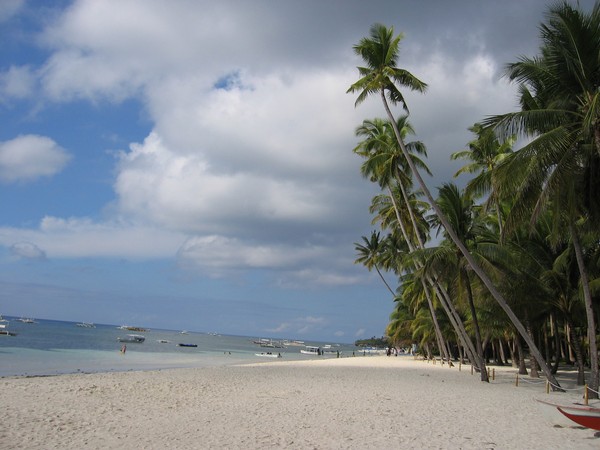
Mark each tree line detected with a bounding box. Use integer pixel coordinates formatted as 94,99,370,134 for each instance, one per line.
349,1,600,397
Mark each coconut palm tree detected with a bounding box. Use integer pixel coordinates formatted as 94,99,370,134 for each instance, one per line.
426,183,490,381
348,23,561,388
451,123,515,235
354,231,396,296
484,2,600,396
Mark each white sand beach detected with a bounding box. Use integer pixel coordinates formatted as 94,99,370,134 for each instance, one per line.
1,356,599,449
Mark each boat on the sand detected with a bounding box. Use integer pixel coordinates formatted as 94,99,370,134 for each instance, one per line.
536,398,600,430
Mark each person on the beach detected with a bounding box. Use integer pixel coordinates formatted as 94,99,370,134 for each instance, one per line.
121,344,127,354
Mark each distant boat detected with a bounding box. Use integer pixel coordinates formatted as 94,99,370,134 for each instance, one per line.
178,343,197,347
117,334,145,343
255,352,282,358
76,322,96,328
180,330,189,334
118,325,148,332
300,346,321,355
17,317,36,323
157,339,170,344
0,321,16,336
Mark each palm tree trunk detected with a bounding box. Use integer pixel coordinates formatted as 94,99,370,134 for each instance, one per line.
464,270,488,382
567,320,587,386
386,187,450,363
515,335,528,375
569,221,599,398
380,90,562,390
375,264,396,297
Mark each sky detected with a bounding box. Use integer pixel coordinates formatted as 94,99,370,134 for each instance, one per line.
0,0,595,342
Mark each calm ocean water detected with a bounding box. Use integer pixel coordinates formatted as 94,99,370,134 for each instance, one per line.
0,316,360,377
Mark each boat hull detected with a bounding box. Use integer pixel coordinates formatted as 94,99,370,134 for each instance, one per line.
557,406,600,431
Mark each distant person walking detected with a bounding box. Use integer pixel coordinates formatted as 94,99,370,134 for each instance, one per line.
121,344,127,354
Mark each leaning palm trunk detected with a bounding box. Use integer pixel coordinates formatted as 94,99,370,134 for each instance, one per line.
570,222,599,397
431,278,480,368
380,91,562,390
464,271,489,382
387,188,450,362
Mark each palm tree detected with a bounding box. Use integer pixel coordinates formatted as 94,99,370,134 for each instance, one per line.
353,117,452,361
484,2,600,396
348,23,561,388
451,123,515,235
354,231,396,296
426,183,490,381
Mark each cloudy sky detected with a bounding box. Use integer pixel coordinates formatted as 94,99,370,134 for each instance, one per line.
0,0,593,342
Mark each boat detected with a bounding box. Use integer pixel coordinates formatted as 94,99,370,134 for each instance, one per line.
0,322,16,336
76,322,96,328
118,325,148,332
557,405,600,430
117,334,145,343
536,398,600,430
255,352,282,358
300,346,321,355
157,339,170,343
16,317,36,323
0,330,17,336
178,343,197,347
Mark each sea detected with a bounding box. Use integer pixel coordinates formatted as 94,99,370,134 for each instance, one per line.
0,316,361,377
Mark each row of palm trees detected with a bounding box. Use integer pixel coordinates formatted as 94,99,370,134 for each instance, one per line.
349,2,600,397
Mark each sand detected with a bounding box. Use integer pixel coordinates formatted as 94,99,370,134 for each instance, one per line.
1,356,599,449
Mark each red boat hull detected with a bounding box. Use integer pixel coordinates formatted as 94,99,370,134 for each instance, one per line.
557,406,600,431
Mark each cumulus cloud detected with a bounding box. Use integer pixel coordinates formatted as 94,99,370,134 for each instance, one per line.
0,0,557,286
0,135,70,183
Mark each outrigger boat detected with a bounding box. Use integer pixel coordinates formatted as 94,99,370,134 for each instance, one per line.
117,334,145,343
536,398,600,430
557,405,600,431
255,352,282,358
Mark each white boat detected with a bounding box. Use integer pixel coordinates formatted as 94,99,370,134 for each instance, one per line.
0,321,16,336
255,352,282,358
117,334,145,343
76,322,96,328
300,346,321,355
17,317,36,323
157,339,170,343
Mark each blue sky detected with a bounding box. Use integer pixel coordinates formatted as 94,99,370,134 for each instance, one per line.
0,0,595,342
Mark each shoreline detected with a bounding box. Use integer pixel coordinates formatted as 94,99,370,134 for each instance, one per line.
1,356,598,449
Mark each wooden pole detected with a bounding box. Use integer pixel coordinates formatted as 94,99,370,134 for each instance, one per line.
585,384,589,405
515,374,519,387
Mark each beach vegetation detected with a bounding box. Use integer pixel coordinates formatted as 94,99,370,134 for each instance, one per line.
349,1,600,396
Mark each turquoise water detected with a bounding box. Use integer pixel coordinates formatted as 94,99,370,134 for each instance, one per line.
0,317,357,377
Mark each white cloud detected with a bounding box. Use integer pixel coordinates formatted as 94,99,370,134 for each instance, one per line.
0,135,71,183
0,217,185,259
0,65,36,99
